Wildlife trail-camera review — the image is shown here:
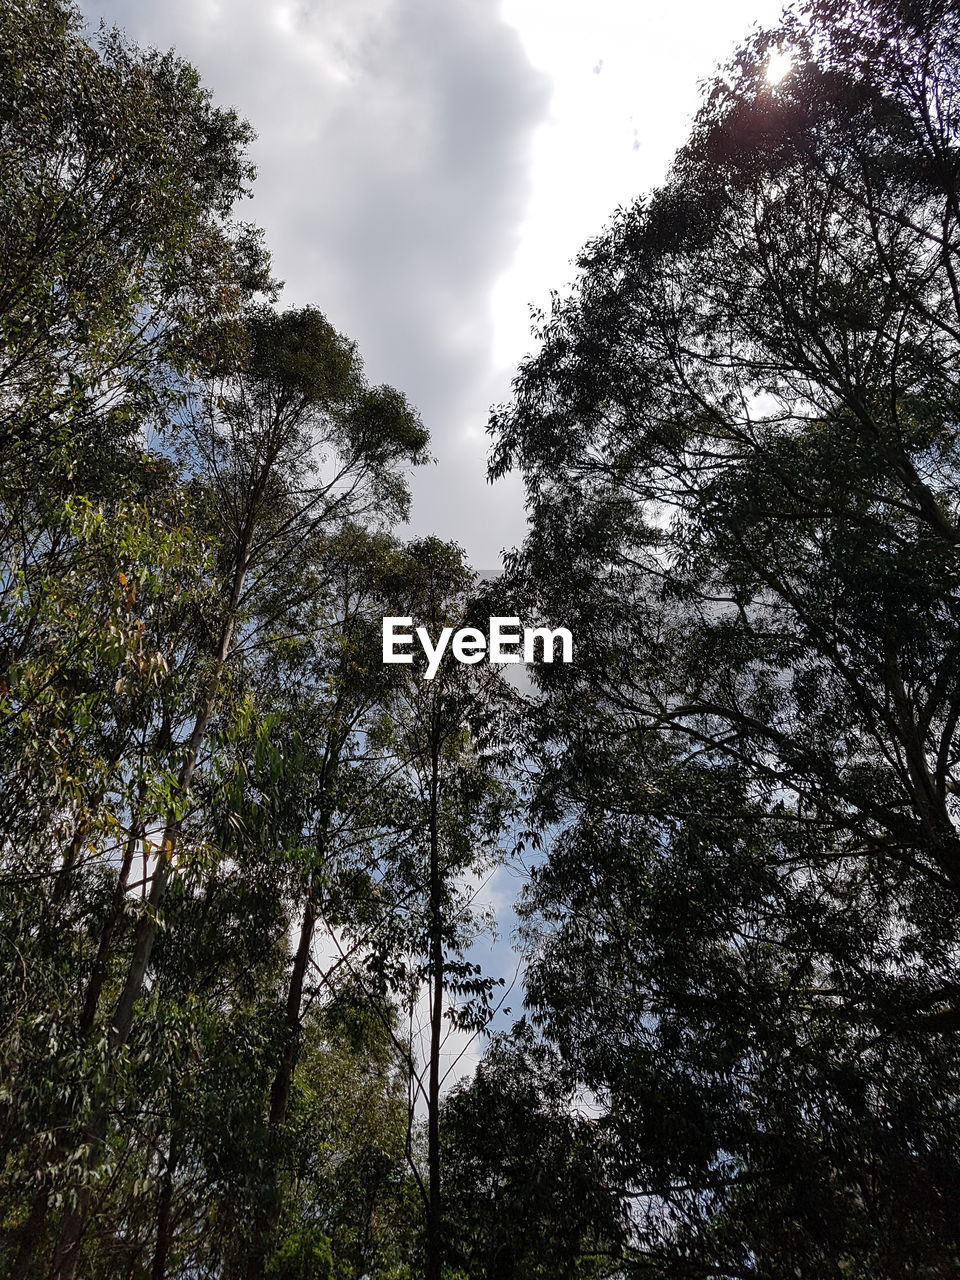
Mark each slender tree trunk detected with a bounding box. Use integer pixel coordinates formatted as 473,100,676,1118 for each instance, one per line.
79,815,141,1036
150,1131,179,1280
269,888,318,1130
10,1189,51,1280
50,817,90,909
242,889,319,1280
426,728,443,1280
247,788,338,1280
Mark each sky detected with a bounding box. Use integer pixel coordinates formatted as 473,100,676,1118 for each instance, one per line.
77,0,790,1083
80,0,786,571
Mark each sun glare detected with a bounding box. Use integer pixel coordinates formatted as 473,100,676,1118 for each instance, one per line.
765,48,793,85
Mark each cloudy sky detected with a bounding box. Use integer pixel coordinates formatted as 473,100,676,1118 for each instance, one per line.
73,0,794,1082
81,0,785,570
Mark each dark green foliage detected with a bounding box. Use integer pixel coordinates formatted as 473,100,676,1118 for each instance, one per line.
442,1028,628,1280
268,1227,333,1280
0,0,272,493
489,0,960,1275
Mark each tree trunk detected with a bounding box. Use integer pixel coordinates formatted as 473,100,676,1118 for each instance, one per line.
269,889,318,1130
150,1132,179,1280
242,892,318,1280
79,815,141,1036
10,1188,51,1280
10,817,141,1280
426,728,443,1280
246,807,334,1280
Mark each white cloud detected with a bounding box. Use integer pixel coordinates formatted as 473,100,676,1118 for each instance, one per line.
492,0,789,368
80,0,549,564
81,0,790,568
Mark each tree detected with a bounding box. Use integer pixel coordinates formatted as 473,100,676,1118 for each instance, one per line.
333,538,518,1280
35,302,425,1280
0,5,452,1278
237,526,430,1280
442,1025,628,1280
489,0,960,1273
0,0,272,500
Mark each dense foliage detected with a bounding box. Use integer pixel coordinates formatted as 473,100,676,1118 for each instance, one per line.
0,4,514,1278
490,0,960,1274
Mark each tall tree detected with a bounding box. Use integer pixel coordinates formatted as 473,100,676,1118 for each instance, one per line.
0,5,444,1278
490,0,960,1273
336,539,518,1280
441,1025,628,1280
40,304,426,1279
